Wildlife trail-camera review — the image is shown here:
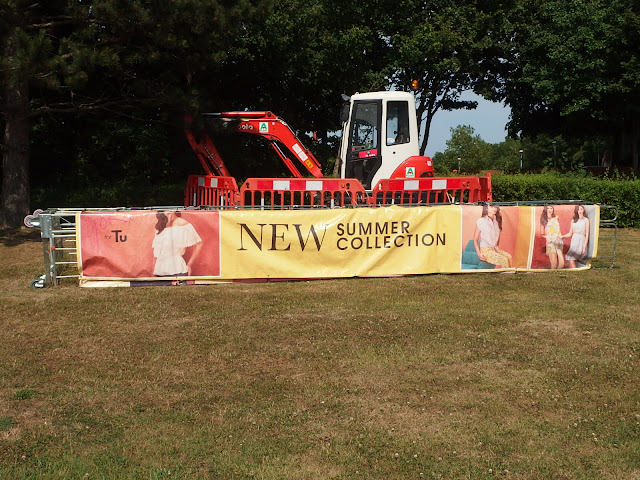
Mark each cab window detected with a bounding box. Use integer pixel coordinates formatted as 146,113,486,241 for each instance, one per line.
386,101,410,145
350,102,380,151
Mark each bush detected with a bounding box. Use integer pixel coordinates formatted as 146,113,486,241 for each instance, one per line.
492,172,640,227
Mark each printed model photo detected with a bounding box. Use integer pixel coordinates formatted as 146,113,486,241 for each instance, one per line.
461,204,519,270
153,211,203,276
79,210,221,279
531,204,595,270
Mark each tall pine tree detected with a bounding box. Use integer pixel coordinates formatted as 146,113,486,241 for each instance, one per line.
1,0,263,228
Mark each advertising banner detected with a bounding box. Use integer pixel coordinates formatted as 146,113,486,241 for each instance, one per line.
78,210,221,279
77,204,599,285
459,203,599,271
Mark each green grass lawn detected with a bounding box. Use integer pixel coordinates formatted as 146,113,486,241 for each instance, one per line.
1,228,639,479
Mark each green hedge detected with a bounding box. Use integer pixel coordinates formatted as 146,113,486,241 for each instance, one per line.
491,172,640,227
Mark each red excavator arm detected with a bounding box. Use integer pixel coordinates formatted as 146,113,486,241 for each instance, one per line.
184,111,323,178
183,115,232,177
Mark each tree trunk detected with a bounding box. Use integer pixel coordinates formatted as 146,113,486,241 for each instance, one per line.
1,32,31,229
632,117,639,172
416,94,428,156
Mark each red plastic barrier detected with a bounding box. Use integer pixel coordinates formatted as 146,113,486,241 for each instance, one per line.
479,174,493,202
184,175,239,207
185,174,491,208
369,175,492,205
240,178,367,208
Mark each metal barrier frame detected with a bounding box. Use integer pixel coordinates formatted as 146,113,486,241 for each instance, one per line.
26,209,80,287
24,200,618,287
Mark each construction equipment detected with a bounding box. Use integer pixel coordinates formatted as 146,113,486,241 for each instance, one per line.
183,91,492,208
184,110,323,179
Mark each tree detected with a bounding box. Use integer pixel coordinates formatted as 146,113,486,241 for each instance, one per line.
216,0,517,162
30,114,198,208
1,0,264,228
217,0,391,144
491,137,524,172
432,125,493,173
384,0,515,155
498,0,640,168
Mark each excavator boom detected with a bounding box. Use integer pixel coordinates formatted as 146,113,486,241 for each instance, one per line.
184,111,323,179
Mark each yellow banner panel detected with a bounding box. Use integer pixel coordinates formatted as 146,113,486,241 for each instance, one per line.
220,205,462,279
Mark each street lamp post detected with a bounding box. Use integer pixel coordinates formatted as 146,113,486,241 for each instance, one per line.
519,149,524,170
552,141,557,168
457,157,461,172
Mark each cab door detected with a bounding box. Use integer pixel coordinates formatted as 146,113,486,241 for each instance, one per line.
380,100,416,180
345,100,382,189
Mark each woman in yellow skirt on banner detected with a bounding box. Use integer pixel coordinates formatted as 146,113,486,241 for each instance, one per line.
539,205,565,269
473,204,513,268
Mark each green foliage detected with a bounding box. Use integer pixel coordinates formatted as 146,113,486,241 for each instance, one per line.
1,0,265,107
30,114,198,208
218,0,390,134
492,172,640,227
2,0,268,226
432,126,615,173
499,0,640,159
386,0,513,155
0,417,15,431
13,389,37,400
433,125,493,173
491,137,525,172
3,0,640,221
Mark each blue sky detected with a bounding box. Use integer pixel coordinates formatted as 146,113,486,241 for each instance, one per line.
424,91,511,156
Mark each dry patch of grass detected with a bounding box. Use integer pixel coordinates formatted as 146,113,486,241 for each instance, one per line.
0,228,639,479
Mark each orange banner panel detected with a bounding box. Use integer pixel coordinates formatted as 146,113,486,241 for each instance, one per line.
79,211,221,279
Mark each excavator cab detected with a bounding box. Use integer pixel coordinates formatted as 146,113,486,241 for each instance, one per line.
339,91,432,190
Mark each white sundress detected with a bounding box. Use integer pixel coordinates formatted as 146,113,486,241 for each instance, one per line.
565,217,588,261
152,223,202,276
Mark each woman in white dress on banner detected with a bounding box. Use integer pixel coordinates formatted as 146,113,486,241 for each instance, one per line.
563,205,590,268
153,211,202,276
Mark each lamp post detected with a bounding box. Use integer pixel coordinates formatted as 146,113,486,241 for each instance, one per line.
552,141,557,168
519,149,524,170
457,157,461,173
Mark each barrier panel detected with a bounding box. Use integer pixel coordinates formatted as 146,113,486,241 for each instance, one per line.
370,176,492,205
184,174,492,208
240,178,367,208
184,175,239,207
478,175,493,202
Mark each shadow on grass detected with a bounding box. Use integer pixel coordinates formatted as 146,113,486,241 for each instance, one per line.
0,228,41,247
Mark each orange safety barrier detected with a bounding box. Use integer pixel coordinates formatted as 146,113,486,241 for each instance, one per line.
478,173,493,202
369,175,492,205
184,175,239,207
240,178,367,208
185,174,491,208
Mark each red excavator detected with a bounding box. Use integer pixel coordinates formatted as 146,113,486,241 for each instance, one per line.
183,91,492,208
